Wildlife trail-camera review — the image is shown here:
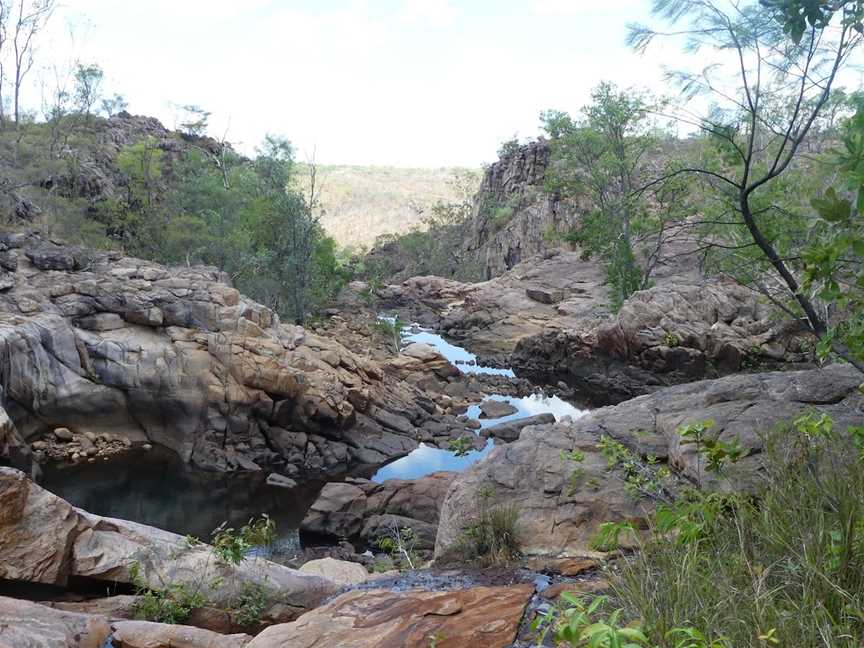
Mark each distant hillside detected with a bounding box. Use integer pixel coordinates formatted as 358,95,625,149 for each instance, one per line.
296,164,481,249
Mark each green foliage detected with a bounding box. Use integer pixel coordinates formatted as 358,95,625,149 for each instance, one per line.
591,520,638,552
375,316,403,353
232,582,268,628
612,415,864,647
448,436,474,457
598,435,671,501
129,561,206,625
561,448,586,494
542,82,678,310
452,486,522,565
376,525,419,570
532,594,651,647
678,420,747,479
211,515,275,566
761,0,864,43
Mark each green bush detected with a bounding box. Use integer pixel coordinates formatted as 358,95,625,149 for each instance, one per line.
611,416,864,647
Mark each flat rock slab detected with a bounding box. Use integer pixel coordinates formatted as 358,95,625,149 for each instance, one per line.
299,557,370,587
247,584,534,648
478,400,518,419
111,620,252,647
485,413,556,441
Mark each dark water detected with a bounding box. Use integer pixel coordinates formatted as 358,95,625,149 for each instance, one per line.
40,446,324,547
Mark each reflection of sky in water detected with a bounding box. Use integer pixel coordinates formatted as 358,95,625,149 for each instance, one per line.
371,440,494,482
401,328,516,378
371,322,587,482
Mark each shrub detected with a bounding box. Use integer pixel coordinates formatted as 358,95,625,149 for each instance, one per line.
611,416,864,647
449,486,522,566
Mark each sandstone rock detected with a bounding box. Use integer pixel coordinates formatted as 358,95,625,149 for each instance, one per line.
298,557,369,587
111,620,252,648
477,399,518,419
526,287,564,304
54,427,74,441
0,596,111,648
0,468,336,619
0,233,432,479
436,366,864,558
246,585,534,648
484,413,555,441
301,472,455,547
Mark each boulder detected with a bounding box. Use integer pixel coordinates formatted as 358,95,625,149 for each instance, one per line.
477,399,518,419
246,585,534,648
0,596,110,648
111,620,252,647
298,557,369,587
436,366,864,558
484,413,555,441
301,472,455,548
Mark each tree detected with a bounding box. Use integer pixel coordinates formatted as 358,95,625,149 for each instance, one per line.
11,0,55,127
101,93,128,117
542,82,670,308
629,0,864,371
176,104,210,138
73,62,103,121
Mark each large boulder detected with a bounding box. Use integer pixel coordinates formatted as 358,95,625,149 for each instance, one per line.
301,472,455,550
0,468,336,620
247,585,534,648
0,596,111,648
436,365,864,558
0,233,429,477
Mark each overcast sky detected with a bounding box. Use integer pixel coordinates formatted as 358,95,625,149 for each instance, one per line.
46,1,697,167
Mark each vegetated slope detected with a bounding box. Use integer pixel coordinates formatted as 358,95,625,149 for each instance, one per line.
295,164,480,249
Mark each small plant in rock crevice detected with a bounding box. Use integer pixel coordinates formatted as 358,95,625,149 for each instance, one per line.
376,523,419,570
449,435,474,457
446,485,522,566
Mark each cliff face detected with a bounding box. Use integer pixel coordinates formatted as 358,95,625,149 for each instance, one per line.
464,140,582,279
0,232,429,477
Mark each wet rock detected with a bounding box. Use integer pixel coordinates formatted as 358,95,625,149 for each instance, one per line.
478,400,518,419
298,557,370,587
484,413,555,441
0,596,111,648
247,585,534,648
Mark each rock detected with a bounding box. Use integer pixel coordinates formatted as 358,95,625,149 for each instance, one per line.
477,399,518,419
0,468,337,619
246,585,534,648
0,234,432,479
111,620,252,647
360,513,437,550
301,472,455,547
298,557,369,587
54,427,74,441
300,482,367,539
266,472,298,489
485,413,555,441
436,366,864,559
526,287,564,304
0,596,111,648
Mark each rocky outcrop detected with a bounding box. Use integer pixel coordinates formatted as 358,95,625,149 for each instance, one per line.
0,468,336,620
464,139,578,280
298,556,371,586
513,280,815,403
435,365,864,558
110,620,252,648
300,471,455,551
247,585,534,648
0,232,431,477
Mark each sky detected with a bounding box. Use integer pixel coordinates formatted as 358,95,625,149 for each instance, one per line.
44,1,695,167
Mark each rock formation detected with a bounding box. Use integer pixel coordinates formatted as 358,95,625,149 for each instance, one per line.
435,365,864,558
0,467,336,621
0,232,434,477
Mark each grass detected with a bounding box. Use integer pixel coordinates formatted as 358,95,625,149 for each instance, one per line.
609,419,864,647
443,486,522,566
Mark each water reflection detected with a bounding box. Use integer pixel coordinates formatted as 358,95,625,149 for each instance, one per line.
40,447,323,546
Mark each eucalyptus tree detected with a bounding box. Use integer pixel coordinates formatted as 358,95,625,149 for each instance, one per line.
629,0,864,370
